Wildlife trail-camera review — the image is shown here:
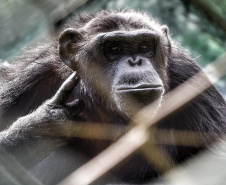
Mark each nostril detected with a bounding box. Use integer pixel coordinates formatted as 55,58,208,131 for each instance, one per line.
137,59,142,66
128,59,136,66
128,57,143,66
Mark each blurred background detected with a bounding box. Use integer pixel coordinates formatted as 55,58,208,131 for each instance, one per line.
0,0,225,99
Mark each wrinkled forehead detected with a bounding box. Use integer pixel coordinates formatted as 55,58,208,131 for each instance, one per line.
81,12,162,35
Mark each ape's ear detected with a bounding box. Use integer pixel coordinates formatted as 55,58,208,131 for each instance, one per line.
59,28,83,71
160,25,169,36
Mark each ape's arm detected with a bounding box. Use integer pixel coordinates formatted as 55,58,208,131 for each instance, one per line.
0,72,85,168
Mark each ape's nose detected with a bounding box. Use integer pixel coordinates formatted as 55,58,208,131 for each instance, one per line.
128,56,143,66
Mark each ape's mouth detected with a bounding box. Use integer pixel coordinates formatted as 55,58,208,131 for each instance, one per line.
116,84,163,92
114,84,164,107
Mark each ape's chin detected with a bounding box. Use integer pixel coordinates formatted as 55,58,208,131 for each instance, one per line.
113,88,164,118
127,88,164,105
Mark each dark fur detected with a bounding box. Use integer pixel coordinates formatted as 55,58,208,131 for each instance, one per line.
0,9,225,184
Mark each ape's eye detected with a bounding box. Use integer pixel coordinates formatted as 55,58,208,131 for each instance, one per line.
108,43,123,54
138,42,152,52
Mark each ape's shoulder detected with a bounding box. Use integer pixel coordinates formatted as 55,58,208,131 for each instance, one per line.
0,43,72,129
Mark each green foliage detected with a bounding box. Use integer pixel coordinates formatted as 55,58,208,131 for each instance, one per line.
206,0,226,17
0,0,47,60
183,30,224,66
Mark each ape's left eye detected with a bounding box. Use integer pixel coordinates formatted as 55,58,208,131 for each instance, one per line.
138,43,152,52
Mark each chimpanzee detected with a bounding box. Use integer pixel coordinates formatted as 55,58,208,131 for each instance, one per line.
0,9,225,184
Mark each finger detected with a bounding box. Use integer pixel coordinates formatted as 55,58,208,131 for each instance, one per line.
51,72,80,105
66,99,85,116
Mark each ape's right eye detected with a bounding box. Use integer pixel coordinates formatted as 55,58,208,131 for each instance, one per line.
107,43,123,55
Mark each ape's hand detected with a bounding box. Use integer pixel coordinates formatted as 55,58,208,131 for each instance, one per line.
20,71,85,137
0,72,85,168
45,71,85,124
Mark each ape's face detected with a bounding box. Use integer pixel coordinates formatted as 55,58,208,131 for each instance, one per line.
59,12,171,117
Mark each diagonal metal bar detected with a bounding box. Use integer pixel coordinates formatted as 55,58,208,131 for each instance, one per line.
0,151,43,185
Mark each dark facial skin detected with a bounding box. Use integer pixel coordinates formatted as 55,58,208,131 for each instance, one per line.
101,30,165,109
65,28,169,118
